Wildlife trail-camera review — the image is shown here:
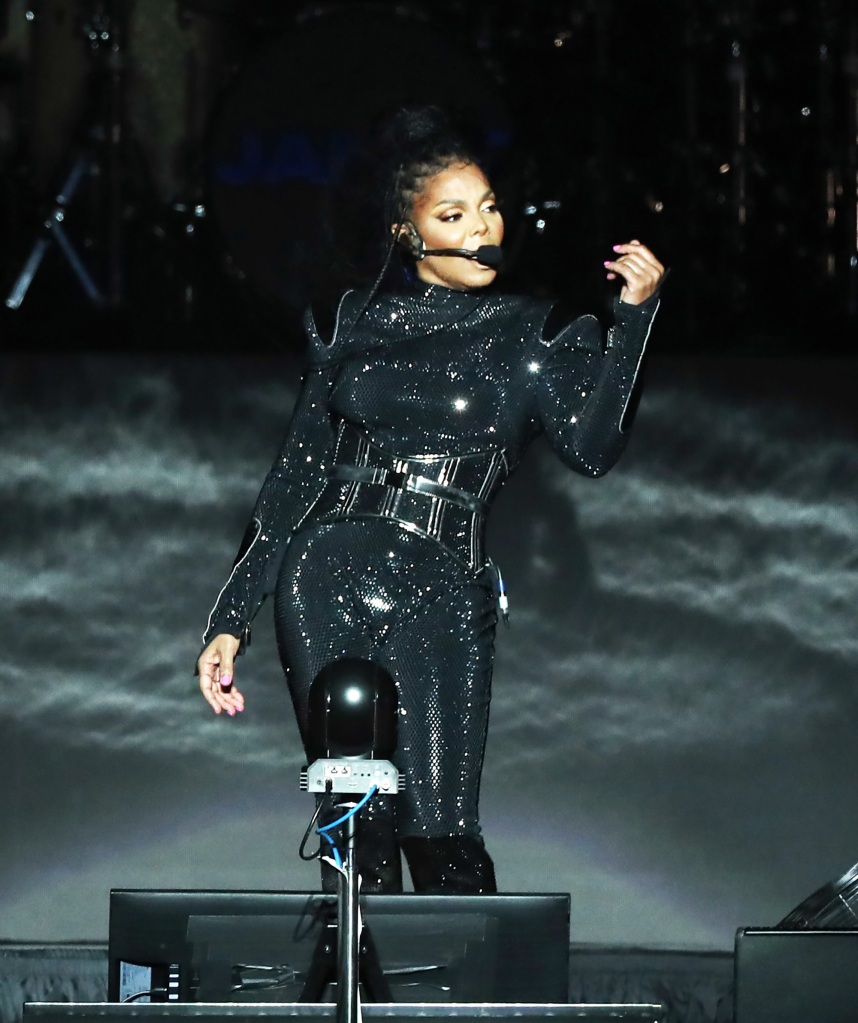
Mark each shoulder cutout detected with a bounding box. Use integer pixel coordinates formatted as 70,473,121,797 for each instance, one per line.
305,290,360,348
541,301,580,343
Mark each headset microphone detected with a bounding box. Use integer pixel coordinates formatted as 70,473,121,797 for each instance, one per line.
397,223,503,268
421,245,503,268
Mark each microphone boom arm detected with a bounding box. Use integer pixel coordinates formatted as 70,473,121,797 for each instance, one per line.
420,245,503,268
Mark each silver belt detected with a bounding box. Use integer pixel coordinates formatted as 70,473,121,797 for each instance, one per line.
329,464,490,517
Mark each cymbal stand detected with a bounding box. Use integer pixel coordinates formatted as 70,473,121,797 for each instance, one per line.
725,1,751,310
847,10,858,315
5,1,128,310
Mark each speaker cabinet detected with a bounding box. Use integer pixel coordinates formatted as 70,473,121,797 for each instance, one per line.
735,928,858,1023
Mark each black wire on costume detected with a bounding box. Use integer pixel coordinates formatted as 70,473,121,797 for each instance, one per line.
329,106,485,344
346,162,413,332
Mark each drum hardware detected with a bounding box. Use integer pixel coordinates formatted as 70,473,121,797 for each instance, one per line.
846,15,858,314
5,0,134,309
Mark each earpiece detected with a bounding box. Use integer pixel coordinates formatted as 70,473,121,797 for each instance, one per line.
397,223,425,260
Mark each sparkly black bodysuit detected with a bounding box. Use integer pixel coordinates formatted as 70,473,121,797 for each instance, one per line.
204,282,659,892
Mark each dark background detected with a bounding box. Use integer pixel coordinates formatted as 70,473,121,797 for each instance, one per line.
1,0,857,947
2,0,857,354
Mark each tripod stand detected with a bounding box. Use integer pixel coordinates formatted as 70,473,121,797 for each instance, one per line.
298,811,392,1010
300,758,402,1023
6,1,130,310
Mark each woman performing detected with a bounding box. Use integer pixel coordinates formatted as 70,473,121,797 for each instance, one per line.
197,106,665,895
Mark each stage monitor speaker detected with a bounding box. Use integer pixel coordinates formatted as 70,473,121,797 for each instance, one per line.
23,1003,667,1023
734,928,858,1023
108,890,571,1005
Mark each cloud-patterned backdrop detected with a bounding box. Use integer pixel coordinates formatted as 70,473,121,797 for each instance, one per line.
3,352,857,948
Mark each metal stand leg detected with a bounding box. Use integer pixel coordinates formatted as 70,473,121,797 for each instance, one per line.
5,156,106,309
5,1,132,311
337,813,360,1023
298,798,393,1006
847,13,858,315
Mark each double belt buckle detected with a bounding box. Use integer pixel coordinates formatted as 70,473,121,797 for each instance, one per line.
381,469,409,491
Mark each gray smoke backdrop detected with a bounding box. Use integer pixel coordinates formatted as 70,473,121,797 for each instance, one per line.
2,353,857,948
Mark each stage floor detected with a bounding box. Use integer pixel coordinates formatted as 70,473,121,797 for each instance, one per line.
0,944,732,1023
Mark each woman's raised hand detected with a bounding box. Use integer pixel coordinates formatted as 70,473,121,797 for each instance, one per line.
197,633,245,716
604,240,665,306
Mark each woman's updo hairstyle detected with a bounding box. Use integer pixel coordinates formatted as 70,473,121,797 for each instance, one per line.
316,104,485,312
377,104,483,235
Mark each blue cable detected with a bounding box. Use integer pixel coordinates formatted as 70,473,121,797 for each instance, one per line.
317,786,378,833
320,830,343,870
316,785,378,870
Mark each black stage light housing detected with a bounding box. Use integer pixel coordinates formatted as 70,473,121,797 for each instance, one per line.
307,657,397,762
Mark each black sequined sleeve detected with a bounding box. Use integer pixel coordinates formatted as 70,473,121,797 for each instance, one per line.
202,363,335,646
534,295,659,477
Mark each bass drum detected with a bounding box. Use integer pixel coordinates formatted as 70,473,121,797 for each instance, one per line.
206,4,509,315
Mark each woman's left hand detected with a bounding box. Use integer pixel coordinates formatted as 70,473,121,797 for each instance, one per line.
604,240,665,305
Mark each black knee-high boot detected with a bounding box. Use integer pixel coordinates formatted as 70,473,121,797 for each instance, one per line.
319,810,403,893
400,836,497,894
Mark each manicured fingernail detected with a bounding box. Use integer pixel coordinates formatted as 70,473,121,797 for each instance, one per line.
221,674,232,685
612,245,622,251
603,261,612,266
